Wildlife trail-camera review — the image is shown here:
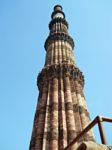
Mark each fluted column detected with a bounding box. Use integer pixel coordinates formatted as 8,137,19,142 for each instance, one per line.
62,40,66,62
58,75,67,150
30,92,42,150
54,41,58,64
34,81,48,150
50,77,59,150
65,41,69,63
58,40,62,63
71,50,75,64
75,80,95,142
51,43,54,64
42,82,50,150
64,76,77,149
70,79,83,143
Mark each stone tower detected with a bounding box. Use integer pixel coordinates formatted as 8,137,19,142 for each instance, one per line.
29,5,95,150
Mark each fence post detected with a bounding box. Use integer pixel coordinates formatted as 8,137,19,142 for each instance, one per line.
98,116,107,144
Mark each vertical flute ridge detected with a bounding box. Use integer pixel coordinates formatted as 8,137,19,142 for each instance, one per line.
63,76,77,150
42,82,50,150
58,77,67,150
35,82,48,150
50,78,59,150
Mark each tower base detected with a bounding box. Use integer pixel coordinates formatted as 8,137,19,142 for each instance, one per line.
76,141,112,150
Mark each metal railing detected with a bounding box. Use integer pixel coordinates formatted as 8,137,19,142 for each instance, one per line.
64,116,112,150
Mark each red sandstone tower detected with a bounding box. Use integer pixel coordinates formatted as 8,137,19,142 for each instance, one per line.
29,5,95,150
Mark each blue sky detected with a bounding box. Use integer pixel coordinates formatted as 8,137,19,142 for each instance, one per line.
0,0,112,149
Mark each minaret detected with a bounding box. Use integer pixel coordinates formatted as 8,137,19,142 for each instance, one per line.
29,5,95,150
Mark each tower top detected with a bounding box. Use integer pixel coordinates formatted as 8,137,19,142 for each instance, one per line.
46,4,74,51
54,5,62,11
51,5,65,19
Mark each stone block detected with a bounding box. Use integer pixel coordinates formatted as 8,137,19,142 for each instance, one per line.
76,142,112,150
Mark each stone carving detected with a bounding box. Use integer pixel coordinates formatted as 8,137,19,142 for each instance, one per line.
49,18,68,30
44,33,74,50
37,63,84,90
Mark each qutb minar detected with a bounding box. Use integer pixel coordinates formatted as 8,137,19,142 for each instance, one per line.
29,5,96,150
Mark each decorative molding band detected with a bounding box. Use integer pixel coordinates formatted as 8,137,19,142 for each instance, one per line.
44,33,74,50
51,10,65,19
49,18,68,29
37,63,84,90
